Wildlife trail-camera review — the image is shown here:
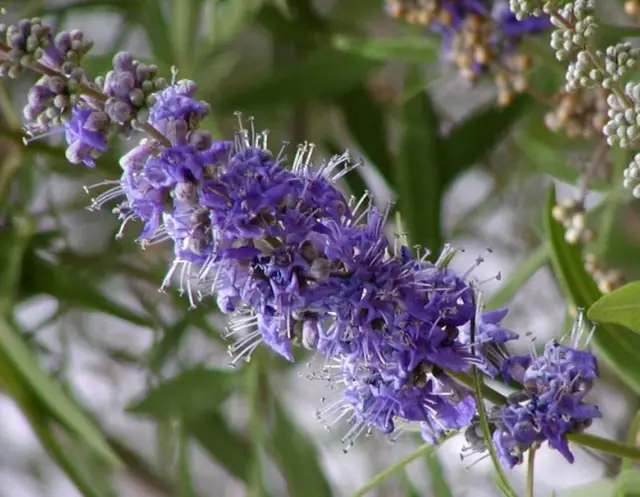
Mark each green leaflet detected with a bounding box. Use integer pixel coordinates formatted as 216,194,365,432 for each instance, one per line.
544,186,640,394
396,66,445,254
589,282,640,337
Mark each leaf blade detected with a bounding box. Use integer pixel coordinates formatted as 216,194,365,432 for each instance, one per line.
217,49,379,112
128,367,235,421
396,66,445,254
544,186,640,394
0,318,121,467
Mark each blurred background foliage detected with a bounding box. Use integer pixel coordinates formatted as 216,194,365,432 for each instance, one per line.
0,0,640,496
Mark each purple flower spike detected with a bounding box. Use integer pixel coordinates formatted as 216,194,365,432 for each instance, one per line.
487,313,601,467
64,107,109,167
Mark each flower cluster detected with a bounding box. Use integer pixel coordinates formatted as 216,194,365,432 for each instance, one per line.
1,14,605,468
385,0,550,105
511,0,640,198
464,314,600,467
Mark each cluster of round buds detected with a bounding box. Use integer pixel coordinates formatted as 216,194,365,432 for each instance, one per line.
623,153,640,197
584,253,625,294
552,197,594,245
384,0,453,26
569,43,640,94
0,18,93,78
508,0,550,20
602,85,640,148
544,87,608,139
549,0,597,62
96,52,168,131
385,1,549,106
494,53,534,105
447,12,537,103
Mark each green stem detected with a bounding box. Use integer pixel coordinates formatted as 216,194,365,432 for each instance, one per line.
350,434,455,497
568,432,640,460
472,367,518,497
526,448,536,497
621,409,640,472
446,370,507,405
247,359,265,497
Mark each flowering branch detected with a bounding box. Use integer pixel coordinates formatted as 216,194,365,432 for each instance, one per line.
0,41,171,147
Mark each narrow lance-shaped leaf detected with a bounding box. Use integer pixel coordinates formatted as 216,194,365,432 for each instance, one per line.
487,244,550,309
331,35,438,62
588,282,640,336
396,65,446,255
127,367,235,421
265,396,333,497
442,95,533,186
20,249,152,328
426,453,454,497
335,84,394,186
544,186,640,394
217,49,380,112
190,410,256,484
0,318,121,467
0,355,116,497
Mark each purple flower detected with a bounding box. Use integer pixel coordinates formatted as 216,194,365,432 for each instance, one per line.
64,106,109,167
317,361,476,450
149,80,209,134
489,315,601,467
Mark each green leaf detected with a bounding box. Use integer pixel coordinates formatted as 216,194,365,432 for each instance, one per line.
396,66,445,254
128,367,235,421
596,146,631,258
487,244,550,309
177,423,198,497
426,453,453,497
588,282,640,335
331,35,438,62
350,439,454,497
567,432,640,461
217,49,379,112
558,480,615,497
0,318,121,467
334,84,394,185
622,409,640,472
170,0,206,74
137,0,173,64
544,186,640,394
210,0,266,48
266,398,333,497
472,367,517,497
596,23,640,51
516,133,608,190
190,410,254,482
0,356,115,497
616,469,640,496
20,249,152,328
443,96,532,185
